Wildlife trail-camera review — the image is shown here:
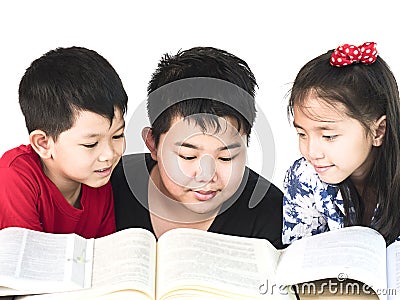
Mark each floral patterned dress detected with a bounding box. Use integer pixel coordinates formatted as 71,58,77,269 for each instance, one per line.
282,157,349,245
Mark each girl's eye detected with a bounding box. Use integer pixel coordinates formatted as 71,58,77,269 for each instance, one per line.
83,142,98,149
113,133,125,140
297,132,306,138
179,155,196,161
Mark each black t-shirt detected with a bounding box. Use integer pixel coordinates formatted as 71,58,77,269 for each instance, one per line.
111,153,284,249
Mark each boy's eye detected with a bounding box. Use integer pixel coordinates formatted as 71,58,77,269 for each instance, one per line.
323,135,337,141
179,155,196,161
83,142,98,148
113,133,125,140
219,157,233,162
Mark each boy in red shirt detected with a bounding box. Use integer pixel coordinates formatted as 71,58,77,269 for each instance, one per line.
0,47,128,238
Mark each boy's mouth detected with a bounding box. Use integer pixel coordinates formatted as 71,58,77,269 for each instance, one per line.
95,166,112,176
192,190,217,201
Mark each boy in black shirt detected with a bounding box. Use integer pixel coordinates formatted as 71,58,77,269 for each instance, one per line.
111,47,284,249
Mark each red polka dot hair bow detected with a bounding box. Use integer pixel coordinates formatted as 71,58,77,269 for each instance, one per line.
330,42,378,67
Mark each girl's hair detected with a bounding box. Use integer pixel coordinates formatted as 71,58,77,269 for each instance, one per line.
288,49,400,244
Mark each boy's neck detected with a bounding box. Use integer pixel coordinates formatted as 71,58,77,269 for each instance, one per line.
41,159,82,208
60,184,83,208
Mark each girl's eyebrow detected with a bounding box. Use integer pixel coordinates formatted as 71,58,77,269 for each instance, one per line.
293,121,337,131
293,121,302,129
174,142,242,151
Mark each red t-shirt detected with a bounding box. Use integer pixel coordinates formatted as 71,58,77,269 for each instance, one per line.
0,145,115,238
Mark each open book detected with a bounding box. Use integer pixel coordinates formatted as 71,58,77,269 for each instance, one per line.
275,226,399,300
1,226,398,300
1,226,295,300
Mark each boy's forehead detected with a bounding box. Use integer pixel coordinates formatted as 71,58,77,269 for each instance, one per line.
69,108,124,133
165,115,246,143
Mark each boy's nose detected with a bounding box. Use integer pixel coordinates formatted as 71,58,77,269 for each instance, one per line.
99,143,116,162
195,154,216,182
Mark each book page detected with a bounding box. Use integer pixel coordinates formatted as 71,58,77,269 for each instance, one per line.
386,241,400,300
156,228,293,299
0,227,87,295
91,227,156,295
14,228,157,300
275,226,387,299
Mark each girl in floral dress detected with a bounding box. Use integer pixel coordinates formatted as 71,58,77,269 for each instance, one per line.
282,42,400,246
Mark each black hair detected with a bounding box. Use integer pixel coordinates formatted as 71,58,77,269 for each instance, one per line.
288,50,400,244
146,47,257,146
19,46,128,140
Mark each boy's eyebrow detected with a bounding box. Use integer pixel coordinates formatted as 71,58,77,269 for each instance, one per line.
218,143,242,151
116,122,126,131
82,122,125,138
175,142,242,151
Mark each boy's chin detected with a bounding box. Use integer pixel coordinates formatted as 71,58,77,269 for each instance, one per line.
182,199,224,216
84,178,111,188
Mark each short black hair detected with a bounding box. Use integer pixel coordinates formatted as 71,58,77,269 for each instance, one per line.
19,46,128,139
146,47,257,146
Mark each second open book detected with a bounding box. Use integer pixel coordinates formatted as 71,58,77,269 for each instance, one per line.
2,225,399,299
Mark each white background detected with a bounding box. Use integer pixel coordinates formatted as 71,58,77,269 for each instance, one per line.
1,0,399,189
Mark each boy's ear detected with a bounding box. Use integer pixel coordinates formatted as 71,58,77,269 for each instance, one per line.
29,130,54,159
372,115,386,147
142,127,157,161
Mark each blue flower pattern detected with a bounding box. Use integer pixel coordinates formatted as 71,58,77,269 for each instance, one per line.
282,157,400,244
282,157,348,245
